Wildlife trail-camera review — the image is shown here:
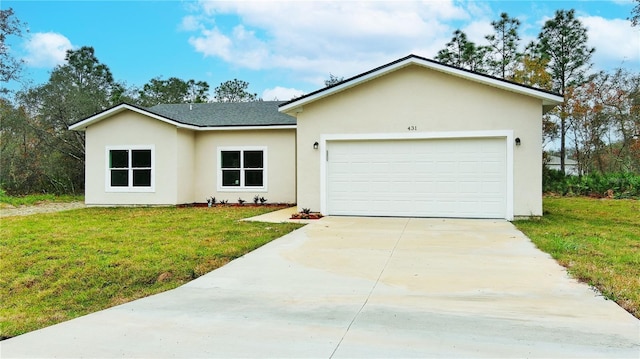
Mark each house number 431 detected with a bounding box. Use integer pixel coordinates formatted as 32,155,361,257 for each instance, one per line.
407,125,418,131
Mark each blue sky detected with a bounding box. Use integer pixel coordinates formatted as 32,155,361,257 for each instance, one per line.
4,0,640,100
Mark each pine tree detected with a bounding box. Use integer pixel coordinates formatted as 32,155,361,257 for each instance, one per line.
537,9,595,174
485,13,521,79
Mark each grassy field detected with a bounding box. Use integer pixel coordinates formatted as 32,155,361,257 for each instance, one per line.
2,197,638,340
514,197,640,318
0,191,84,207
0,206,302,339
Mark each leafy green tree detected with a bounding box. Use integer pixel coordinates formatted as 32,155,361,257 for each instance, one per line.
596,70,639,173
435,30,488,73
137,77,209,107
324,73,344,87
0,99,45,194
17,46,125,193
0,8,26,95
564,80,608,175
213,79,257,102
538,10,595,95
485,13,521,79
512,44,556,147
565,70,640,174
537,9,595,174
436,30,468,67
512,43,552,90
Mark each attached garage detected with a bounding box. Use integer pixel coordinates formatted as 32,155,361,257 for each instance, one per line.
324,135,510,219
281,54,563,220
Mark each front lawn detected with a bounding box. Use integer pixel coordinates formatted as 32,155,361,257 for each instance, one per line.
0,206,302,339
0,190,84,208
514,197,640,318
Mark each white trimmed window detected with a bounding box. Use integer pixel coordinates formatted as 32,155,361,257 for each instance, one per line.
217,146,267,191
106,146,155,192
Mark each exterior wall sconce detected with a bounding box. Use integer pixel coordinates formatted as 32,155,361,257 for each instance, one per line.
313,141,319,150
515,137,521,146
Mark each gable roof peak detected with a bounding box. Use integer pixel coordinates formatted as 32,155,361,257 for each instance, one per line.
279,54,563,115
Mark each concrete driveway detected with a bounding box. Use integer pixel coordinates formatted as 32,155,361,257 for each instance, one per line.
2,216,639,358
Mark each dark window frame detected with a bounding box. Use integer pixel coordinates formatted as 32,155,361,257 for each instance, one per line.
106,146,155,192
218,147,267,191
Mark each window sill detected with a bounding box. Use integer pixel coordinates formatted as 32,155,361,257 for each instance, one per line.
217,187,267,192
106,187,155,193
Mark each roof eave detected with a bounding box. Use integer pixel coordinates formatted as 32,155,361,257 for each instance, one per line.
69,103,191,131
198,124,296,131
69,103,297,131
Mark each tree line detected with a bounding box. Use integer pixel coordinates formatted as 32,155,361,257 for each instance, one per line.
1,8,261,195
1,45,259,194
1,6,639,195
435,9,639,176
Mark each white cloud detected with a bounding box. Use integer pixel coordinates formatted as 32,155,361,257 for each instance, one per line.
262,86,305,101
23,32,73,68
185,0,468,84
180,15,201,31
184,1,640,87
189,24,270,70
580,16,640,70
188,27,232,60
461,20,494,45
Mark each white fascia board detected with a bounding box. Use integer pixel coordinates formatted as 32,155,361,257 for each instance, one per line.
279,56,563,114
69,104,296,132
410,58,564,106
200,125,296,131
69,104,187,131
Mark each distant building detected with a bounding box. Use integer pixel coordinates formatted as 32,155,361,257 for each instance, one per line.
546,156,581,176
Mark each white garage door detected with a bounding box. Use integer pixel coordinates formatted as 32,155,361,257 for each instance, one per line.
326,138,507,218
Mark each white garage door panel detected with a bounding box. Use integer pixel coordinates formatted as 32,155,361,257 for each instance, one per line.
326,138,507,219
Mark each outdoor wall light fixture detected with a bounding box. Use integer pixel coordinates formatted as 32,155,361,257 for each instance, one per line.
313,141,319,150
515,137,521,146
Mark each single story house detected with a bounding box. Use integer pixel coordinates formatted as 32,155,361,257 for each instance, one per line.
70,54,563,220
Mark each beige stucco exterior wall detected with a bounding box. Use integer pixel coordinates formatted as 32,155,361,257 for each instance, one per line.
176,129,196,204
294,65,543,217
84,111,182,205
193,129,296,204
84,111,294,206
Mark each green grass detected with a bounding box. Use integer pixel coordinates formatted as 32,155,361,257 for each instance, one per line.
514,197,640,318
0,190,84,207
0,206,302,339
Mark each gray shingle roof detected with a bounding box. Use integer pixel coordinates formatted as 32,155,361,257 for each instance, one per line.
147,101,295,127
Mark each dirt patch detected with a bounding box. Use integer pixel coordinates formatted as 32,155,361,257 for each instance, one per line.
0,202,86,218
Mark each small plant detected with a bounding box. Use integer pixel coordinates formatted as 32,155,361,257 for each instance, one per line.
253,195,260,205
238,198,246,205
259,196,267,205
219,199,229,205
291,208,323,220
206,196,216,207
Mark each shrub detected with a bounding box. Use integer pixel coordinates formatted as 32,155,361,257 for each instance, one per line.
543,168,640,198
542,167,568,194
